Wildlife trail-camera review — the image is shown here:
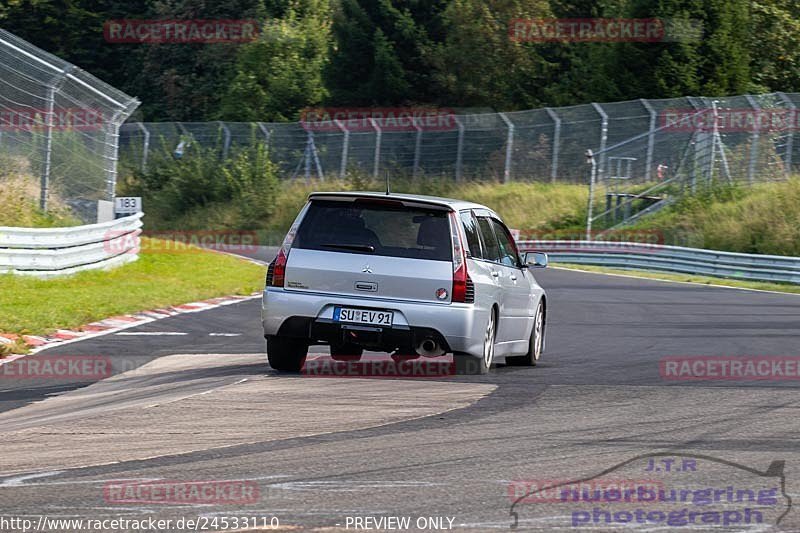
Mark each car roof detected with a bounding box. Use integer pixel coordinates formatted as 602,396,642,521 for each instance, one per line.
307,191,500,218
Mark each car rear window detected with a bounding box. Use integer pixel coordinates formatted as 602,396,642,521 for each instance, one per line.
294,200,453,261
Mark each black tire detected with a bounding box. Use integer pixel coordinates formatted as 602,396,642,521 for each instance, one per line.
330,343,363,362
454,353,488,375
507,301,544,367
267,337,308,372
455,310,496,375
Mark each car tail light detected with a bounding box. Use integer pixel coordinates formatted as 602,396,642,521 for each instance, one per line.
449,211,472,303
269,220,300,288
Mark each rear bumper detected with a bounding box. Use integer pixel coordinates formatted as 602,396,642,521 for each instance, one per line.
262,288,489,357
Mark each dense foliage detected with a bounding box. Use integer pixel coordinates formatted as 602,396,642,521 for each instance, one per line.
2,0,797,121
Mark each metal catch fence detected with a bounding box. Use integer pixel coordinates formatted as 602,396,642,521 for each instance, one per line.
119,93,800,186
0,29,139,223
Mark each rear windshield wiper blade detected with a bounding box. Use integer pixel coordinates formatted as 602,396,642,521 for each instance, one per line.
321,243,375,253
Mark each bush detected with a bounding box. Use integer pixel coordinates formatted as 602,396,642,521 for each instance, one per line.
120,141,280,230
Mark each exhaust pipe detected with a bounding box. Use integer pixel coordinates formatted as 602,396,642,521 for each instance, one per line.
415,337,445,357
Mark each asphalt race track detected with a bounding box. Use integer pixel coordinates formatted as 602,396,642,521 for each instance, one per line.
2,259,800,532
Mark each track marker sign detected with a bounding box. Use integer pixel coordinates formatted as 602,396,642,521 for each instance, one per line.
114,197,142,216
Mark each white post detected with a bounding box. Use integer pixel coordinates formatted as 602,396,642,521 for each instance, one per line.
777,92,795,176
218,121,232,159
745,95,760,185
40,68,71,211
591,103,608,181
412,117,423,178
641,99,657,182
709,101,719,185
369,117,382,179
137,122,150,173
257,122,271,147
105,108,125,200
499,113,514,183
454,115,465,182
545,107,561,183
335,119,349,179
586,149,597,242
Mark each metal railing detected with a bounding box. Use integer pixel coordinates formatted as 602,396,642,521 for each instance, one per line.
119,93,800,184
0,29,139,222
518,240,800,285
0,213,142,277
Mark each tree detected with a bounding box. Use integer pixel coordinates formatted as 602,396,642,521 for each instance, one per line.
218,1,331,121
325,0,443,105
749,0,800,93
431,0,555,110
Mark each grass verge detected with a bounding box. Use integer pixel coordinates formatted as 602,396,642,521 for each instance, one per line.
143,179,590,244
553,263,800,295
0,237,265,353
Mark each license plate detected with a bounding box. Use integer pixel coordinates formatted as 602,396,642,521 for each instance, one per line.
334,307,393,326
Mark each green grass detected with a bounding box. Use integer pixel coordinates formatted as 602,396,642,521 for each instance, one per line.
628,178,800,255
553,263,800,295
142,178,591,244
0,156,80,228
0,238,265,349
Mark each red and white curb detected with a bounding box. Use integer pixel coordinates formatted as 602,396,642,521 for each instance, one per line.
0,292,261,360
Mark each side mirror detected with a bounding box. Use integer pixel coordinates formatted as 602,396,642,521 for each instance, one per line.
524,251,548,269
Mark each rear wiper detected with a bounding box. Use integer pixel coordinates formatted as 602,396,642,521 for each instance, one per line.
321,243,375,253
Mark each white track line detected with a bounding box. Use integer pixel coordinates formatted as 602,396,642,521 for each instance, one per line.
552,265,800,297
114,332,188,336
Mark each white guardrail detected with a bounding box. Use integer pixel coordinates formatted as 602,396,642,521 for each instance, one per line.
0,213,143,277
518,240,800,285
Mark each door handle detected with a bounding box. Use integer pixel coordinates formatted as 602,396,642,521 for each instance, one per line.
491,271,499,277
510,275,517,281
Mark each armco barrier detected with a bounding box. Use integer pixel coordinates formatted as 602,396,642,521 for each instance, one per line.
0,213,142,277
518,240,800,284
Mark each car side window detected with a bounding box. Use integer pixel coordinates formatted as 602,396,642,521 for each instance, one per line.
476,217,501,263
491,219,521,268
460,211,483,259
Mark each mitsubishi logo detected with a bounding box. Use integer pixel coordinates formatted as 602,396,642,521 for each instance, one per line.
362,265,373,274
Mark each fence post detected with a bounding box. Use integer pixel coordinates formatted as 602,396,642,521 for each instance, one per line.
591,103,608,181
412,117,423,178
257,122,271,150
454,115,464,182
335,119,349,179
218,121,232,159
545,108,561,183
777,92,796,176
104,107,127,201
136,122,150,173
499,113,514,183
585,149,597,241
640,99,657,181
708,101,719,185
744,95,760,185
40,68,71,211
369,118,382,179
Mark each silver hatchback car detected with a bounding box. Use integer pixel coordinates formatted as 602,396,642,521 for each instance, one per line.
261,192,547,374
